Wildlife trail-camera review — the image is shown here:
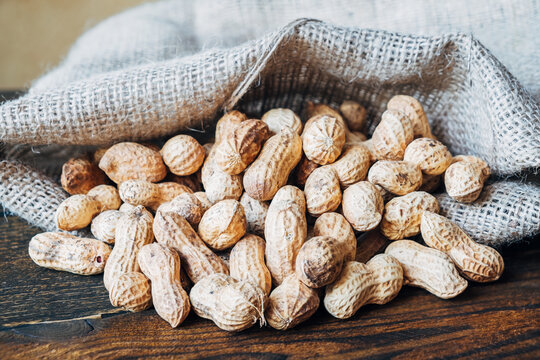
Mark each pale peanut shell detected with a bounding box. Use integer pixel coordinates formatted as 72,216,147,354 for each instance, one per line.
161,135,205,176
329,145,371,187
342,181,384,232
262,108,302,134
109,272,152,312
55,194,101,231
91,210,123,244
368,160,422,195
198,199,247,251
371,109,414,160
302,115,346,165
304,166,342,216
295,236,344,288
387,95,433,138
239,192,268,236
313,212,356,261
230,234,272,295
403,137,452,175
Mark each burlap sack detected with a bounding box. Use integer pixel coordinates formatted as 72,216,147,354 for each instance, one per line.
0,1,539,247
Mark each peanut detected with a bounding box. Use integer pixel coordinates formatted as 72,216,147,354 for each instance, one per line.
328,145,371,187
265,275,319,330
214,119,269,175
342,181,384,232
294,154,319,187
61,155,107,195
313,212,356,262
160,135,205,176
419,173,442,193
368,160,422,195
157,192,204,227
264,186,307,285
243,127,302,201
421,211,504,282
444,155,490,203
119,180,192,211
98,142,167,184
193,191,212,213
403,138,452,175
340,100,367,132
109,272,152,312
91,210,123,244
371,109,413,160
239,192,268,236
295,236,344,288
385,240,468,299
153,211,228,283
355,230,389,263
201,143,244,204
324,255,403,319
190,273,267,332
305,102,343,121
304,166,342,216
386,95,433,138
261,108,302,135
380,191,439,240
103,206,154,291
198,199,247,250
230,234,272,295
167,173,202,192
215,110,248,144
55,185,121,231
138,243,191,327
301,115,346,165
28,232,111,275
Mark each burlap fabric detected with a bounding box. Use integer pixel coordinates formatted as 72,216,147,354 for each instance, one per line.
0,1,539,247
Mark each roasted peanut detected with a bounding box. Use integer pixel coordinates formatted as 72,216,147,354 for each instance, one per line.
61,155,107,195
265,275,319,330
109,272,152,312
29,232,111,275
302,115,346,165
214,119,269,175
385,240,468,299
340,100,367,132
444,155,490,203
380,191,439,240
119,180,192,211
371,109,414,160
201,143,244,204
294,154,319,187
230,234,272,295
138,243,191,327
98,142,167,184
329,145,371,187
304,166,342,216
103,206,154,291
324,255,403,319
404,138,452,175
386,95,433,138
190,273,267,332
215,110,248,144
421,211,504,282
198,199,247,250
342,181,384,232
264,186,307,285
262,108,302,135
160,135,205,176
153,211,228,283
157,192,204,227
368,160,422,195
295,236,344,288
91,210,123,244
239,192,268,236
313,212,356,261
243,127,302,201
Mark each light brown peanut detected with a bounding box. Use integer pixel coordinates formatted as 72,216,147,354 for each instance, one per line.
138,243,191,327
262,108,302,135
355,230,389,263
313,212,356,261
157,192,204,227
295,236,344,288
214,119,270,175
198,199,247,250
98,142,167,184
193,191,212,213
368,160,422,195
230,234,272,295
215,110,248,144
103,206,154,291
421,211,504,282
304,166,342,216
265,275,319,330
109,272,152,312
87,185,122,211
385,240,468,299
329,145,371,187
371,110,414,160
119,180,192,211
153,211,228,283
239,192,268,236
340,100,367,132
305,102,343,122
404,138,452,175
190,273,267,332
444,155,491,203
201,144,244,204
91,210,123,244
243,127,302,201
324,255,403,319
294,154,319,187
160,135,206,176
61,155,107,195
342,181,384,232
387,95,433,138
380,191,439,240
264,186,307,285
28,232,111,275
302,115,346,165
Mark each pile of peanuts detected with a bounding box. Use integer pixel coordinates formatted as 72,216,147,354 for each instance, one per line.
28,95,504,331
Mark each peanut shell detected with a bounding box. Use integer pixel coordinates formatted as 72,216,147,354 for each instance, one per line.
230,234,272,295
295,236,344,288
262,108,302,135
198,199,247,250
304,166,342,216
342,181,384,232
313,212,356,262
109,272,152,312
404,137,452,175
161,135,205,176
61,155,107,195
371,109,414,160
302,115,346,165
239,192,268,236
368,160,422,195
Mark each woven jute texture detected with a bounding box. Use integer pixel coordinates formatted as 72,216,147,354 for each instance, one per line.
0,2,539,247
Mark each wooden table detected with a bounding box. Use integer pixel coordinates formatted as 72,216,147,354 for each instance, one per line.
1,91,539,359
